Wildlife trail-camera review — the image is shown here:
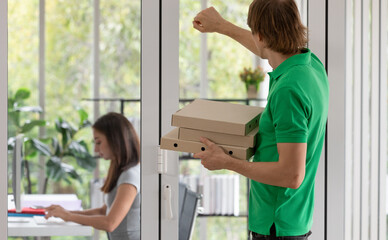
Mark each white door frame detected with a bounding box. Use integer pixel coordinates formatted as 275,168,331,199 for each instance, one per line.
160,0,180,238
1,0,8,237
326,0,346,239
140,0,162,239
141,0,179,239
308,1,326,239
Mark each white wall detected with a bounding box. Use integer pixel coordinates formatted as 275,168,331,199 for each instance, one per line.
308,0,327,238
326,0,346,239
0,0,7,238
160,0,180,238
141,0,161,239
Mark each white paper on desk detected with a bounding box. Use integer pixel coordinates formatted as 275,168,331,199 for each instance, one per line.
8,217,31,223
21,194,82,211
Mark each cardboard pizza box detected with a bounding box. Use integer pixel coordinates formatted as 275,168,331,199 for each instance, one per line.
160,128,255,160
171,99,264,136
178,126,259,148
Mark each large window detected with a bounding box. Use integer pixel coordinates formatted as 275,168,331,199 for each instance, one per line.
45,0,93,124
99,0,141,116
8,1,141,239
179,0,252,100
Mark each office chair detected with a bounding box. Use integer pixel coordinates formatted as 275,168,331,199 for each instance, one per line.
179,182,201,240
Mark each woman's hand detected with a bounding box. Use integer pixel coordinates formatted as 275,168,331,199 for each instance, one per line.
193,7,228,34
193,137,232,170
45,205,71,221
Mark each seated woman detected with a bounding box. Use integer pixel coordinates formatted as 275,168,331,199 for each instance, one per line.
45,112,140,240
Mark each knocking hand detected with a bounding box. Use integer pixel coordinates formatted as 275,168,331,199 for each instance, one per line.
193,137,231,170
193,7,227,33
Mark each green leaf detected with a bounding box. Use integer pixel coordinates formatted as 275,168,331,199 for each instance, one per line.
24,139,38,159
46,158,82,183
79,120,92,129
68,140,96,170
77,108,88,124
68,140,88,155
25,150,38,160
76,107,92,129
14,88,30,102
55,118,75,147
46,157,82,183
29,138,52,156
20,120,46,133
46,157,65,182
76,155,96,171
8,112,20,129
51,137,62,156
8,98,15,110
61,162,82,183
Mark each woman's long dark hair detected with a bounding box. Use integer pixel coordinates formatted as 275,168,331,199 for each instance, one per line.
93,112,140,193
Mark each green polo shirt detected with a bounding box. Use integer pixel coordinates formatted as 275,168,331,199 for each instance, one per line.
248,49,329,236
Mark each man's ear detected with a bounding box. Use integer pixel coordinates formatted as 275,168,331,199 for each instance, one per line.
257,34,263,42
252,33,260,41
257,34,267,47
252,33,261,42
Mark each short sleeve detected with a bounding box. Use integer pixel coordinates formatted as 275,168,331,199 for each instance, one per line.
270,87,310,143
117,165,141,192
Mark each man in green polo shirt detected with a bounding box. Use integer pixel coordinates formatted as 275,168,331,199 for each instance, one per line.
192,0,329,239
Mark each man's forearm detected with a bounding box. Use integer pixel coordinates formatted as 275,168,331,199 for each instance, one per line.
219,21,260,56
226,157,303,189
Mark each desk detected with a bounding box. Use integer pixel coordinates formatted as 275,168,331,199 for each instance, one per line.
8,218,93,237
8,194,93,237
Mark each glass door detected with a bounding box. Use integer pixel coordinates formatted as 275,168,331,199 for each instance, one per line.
178,0,258,239
175,1,315,240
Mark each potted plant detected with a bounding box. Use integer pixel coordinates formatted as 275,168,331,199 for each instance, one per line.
8,88,96,194
239,65,266,99
8,88,47,193
36,108,96,193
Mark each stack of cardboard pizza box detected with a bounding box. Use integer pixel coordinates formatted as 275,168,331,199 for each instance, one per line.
160,99,264,160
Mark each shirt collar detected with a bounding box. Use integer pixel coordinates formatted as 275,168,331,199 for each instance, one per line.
268,48,311,80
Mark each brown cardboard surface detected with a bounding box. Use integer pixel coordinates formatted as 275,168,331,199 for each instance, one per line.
160,128,254,160
179,126,259,148
171,99,264,136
